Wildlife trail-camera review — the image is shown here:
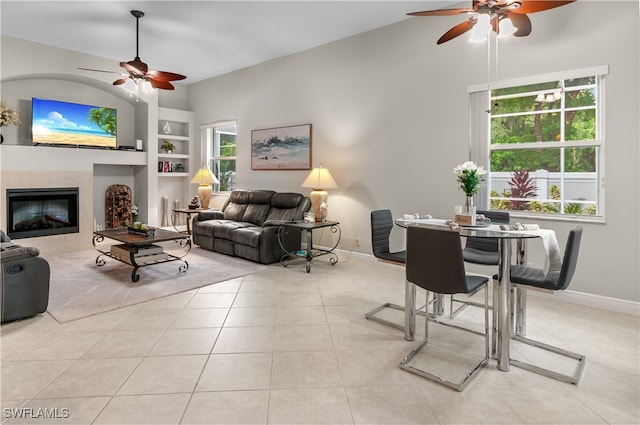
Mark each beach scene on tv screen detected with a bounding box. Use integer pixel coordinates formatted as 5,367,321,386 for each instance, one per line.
32,98,117,147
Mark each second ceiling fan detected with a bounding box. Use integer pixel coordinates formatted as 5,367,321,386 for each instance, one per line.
408,0,576,45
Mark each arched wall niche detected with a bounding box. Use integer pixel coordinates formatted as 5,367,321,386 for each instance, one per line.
1,73,153,147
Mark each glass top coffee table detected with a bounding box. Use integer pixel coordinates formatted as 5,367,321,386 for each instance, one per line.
93,227,191,282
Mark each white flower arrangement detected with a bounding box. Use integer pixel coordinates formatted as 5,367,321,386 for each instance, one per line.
453,161,487,196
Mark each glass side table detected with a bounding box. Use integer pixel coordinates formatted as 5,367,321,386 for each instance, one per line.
277,220,341,273
171,208,218,235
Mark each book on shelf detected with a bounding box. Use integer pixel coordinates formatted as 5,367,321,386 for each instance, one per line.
158,161,173,173
110,244,168,264
110,244,163,257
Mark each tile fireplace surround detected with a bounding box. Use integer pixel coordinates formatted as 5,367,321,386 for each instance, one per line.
1,171,94,257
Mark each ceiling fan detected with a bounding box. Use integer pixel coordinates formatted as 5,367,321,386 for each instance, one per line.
408,0,576,45
79,10,186,91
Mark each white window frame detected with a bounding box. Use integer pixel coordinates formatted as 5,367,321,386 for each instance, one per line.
201,120,237,193
468,65,608,222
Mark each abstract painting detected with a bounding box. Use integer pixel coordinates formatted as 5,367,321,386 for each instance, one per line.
251,124,311,170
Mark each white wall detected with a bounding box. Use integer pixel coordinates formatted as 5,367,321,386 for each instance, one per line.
1,2,637,302
187,1,639,302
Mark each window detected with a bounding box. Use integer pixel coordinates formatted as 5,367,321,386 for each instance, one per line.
204,121,237,192
470,66,607,219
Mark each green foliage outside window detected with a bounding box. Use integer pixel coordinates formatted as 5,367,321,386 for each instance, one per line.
489,76,599,216
213,132,236,192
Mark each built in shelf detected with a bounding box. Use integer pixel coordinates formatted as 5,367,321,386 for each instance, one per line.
159,172,190,177
160,134,189,141
158,153,189,159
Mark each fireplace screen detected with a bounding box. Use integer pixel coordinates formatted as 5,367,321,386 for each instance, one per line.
6,187,79,239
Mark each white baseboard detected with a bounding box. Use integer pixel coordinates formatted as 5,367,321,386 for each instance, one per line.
333,249,640,317
525,288,640,317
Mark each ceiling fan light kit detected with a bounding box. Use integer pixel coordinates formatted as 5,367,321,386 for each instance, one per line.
408,0,575,45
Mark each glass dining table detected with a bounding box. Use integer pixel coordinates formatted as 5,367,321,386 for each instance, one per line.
395,217,539,372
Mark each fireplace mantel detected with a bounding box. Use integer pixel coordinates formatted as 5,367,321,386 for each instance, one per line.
0,145,146,171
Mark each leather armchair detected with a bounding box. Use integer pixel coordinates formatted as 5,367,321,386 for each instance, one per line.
1,230,50,323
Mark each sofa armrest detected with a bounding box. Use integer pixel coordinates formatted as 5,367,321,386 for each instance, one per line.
0,245,41,262
195,210,224,222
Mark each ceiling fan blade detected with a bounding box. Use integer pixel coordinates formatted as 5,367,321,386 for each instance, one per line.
408,7,474,17
113,77,127,86
437,19,475,44
146,70,187,82
511,0,575,14
507,12,532,36
148,79,175,90
77,67,123,75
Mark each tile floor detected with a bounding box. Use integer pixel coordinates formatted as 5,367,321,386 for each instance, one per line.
1,256,638,424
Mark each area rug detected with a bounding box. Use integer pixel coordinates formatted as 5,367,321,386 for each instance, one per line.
46,247,265,323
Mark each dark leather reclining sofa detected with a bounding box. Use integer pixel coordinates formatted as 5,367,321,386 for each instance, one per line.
192,189,311,264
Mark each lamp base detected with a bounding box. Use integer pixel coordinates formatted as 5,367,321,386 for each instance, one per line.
309,189,328,222
198,185,212,209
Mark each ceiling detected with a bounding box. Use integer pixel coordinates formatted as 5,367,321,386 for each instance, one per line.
1,1,459,85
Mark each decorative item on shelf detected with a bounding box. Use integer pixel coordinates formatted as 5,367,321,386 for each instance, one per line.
174,163,185,172
162,121,172,135
162,196,169,227
301,164,338,222
188,196,200,210
174,199,182,225
159,161,173,172
0,101,21,144
319,202,328,222
304,212,315,223
161,140,176,153
135,139,143,151
131,204,139,223
190,167,218,209
128,223,155,237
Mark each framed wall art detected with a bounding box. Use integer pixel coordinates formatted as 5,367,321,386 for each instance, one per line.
251,124,312,170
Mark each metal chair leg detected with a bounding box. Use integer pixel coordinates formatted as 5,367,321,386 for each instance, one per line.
400,287,489,392
365,279,427,333
450,284,491,319
510,334,586,384
509,287,585,384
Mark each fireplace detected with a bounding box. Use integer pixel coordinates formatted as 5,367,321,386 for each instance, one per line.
6,187,80,239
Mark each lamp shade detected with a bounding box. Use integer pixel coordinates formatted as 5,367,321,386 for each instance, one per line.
190,168,218,185
301,166,338,190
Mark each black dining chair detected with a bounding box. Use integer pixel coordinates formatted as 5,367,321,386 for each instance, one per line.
400,225,489,392
502,226,585,384
451,210,510,318
365,209,409,330
370,209,406,264
462,209,511,265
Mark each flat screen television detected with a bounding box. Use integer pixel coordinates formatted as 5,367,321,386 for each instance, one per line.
32,97,117,148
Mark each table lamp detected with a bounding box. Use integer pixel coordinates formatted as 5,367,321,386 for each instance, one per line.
190,167,218,209
301,164,338,222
